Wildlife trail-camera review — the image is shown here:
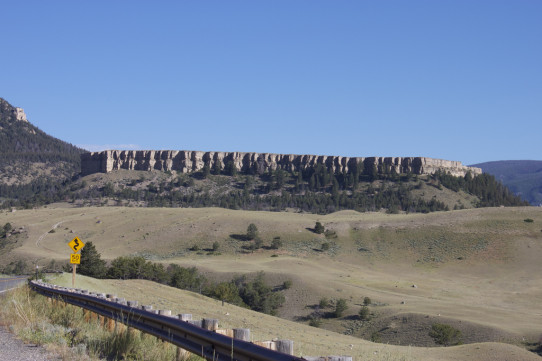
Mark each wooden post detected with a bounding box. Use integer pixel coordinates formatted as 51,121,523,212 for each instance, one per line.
106,318,115,332
202,318,219,331
189,319,203,327
233,328,251,341
176,314,193,361
254,341,276,350
216,329,234,337
72,264,76,288
276,340,294,355
83,309,90,322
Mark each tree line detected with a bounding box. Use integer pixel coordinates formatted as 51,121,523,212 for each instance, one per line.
78,242,286,315
1,150,528,213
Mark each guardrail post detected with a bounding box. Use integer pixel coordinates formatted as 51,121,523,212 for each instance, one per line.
175,313,194,361
202,318,219,331
233,328,251,341
233,328,250,342
83,309,90,322
188,319,203,327
254,341,276,350
276,340,294,355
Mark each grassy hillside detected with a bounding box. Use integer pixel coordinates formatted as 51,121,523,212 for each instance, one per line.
1,204,541,360
473,160,542,206
46,273,541,361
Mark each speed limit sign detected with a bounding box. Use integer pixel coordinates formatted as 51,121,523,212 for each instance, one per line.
70,253,81,264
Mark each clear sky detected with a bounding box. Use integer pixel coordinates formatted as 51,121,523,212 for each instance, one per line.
1,1,540,165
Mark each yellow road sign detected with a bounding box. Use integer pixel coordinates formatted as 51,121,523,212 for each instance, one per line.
70,253,81,264
68,237,85,253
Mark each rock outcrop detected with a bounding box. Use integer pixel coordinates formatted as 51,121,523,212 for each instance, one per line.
81,150,481,178
14,108,28,122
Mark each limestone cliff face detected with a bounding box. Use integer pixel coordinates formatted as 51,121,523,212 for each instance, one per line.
81,150,481,177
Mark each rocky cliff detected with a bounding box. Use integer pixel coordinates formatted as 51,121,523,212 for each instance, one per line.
81,150,481,178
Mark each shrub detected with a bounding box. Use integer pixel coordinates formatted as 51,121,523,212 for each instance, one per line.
308,316,322,327
429,323,463,346
359,306,370,320
524,218,534,223
363,296,372,306
238,272,285,315
189,244,200,251
212,241,220,252
324,230,337,239
334,298,348,317
270,237,283,249
282,279,292,290
370,331,382,343
319,297,330,309
321,242,330,251
314,222,325,234
254,238,263,249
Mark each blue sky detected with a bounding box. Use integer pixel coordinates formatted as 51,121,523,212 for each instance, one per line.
1,1,540,165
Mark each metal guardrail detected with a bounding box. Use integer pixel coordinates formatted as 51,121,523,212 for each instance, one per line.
29,280,304,361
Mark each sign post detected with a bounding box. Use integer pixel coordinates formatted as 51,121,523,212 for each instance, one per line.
68,237,85,287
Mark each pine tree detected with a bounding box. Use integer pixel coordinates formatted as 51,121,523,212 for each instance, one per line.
79,241,107,278
247,223,259,240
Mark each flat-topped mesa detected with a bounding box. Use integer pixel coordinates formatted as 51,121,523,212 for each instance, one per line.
80,150,482,177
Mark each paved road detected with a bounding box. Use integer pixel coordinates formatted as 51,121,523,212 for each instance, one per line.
0,276,28,294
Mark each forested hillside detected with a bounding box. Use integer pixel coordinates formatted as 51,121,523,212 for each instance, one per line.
473,160,542,206
0,98,84,207
60,165,527,214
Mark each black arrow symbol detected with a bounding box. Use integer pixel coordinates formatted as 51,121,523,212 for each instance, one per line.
74,239,80,251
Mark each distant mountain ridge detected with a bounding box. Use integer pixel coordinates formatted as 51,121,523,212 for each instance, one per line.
0,97,529,212
472,160,542,206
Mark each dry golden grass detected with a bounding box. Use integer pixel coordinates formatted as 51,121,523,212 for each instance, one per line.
2,204,542,361
47,273,540,361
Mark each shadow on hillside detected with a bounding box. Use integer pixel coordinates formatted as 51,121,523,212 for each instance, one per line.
230,234,249,241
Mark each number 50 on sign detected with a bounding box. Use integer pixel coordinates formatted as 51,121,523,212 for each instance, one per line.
70,253,81,264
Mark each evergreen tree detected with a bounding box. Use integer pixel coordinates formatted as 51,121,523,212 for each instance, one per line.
334,298,348,317
79,241,107,278
247,223,259,240
314,221,325,234
224,160,237,176
212,160,222,175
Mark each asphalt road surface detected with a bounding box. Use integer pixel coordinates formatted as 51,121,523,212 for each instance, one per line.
0,276,28,294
